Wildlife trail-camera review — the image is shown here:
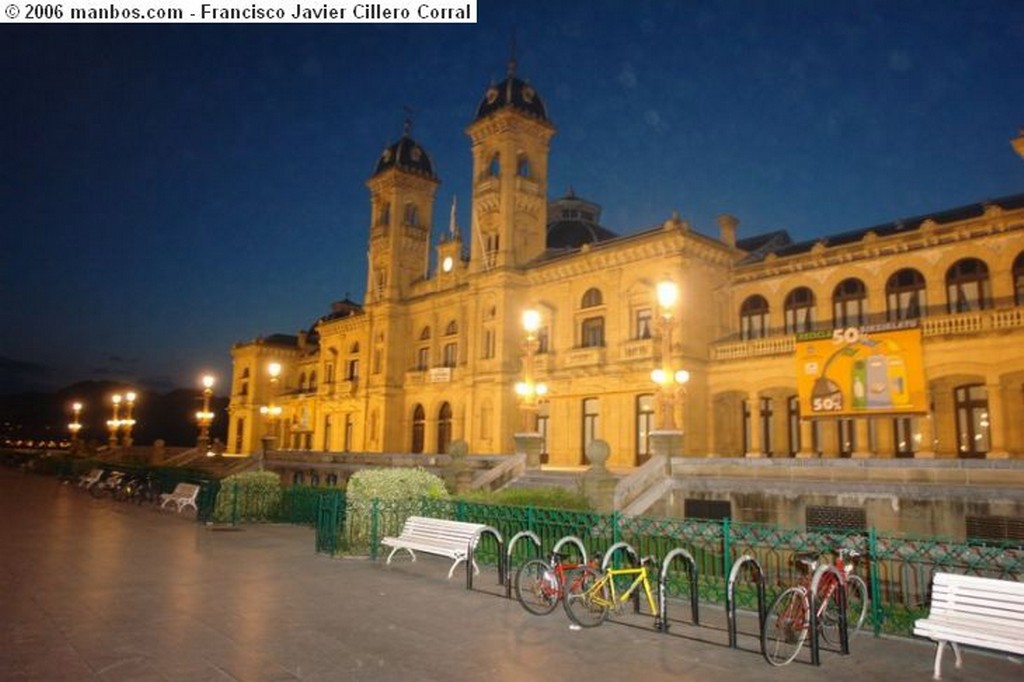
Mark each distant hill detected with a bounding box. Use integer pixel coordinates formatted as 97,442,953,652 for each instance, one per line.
0,380,228,447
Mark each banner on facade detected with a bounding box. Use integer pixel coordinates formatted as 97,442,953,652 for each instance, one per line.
795,321,927,418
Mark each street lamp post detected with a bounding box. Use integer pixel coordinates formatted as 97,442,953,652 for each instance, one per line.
121,391,137,447
650,281,689,458
258,362,282,470
107,394,122,448
68,402,83,450
196,374,215,454
514,309,548,468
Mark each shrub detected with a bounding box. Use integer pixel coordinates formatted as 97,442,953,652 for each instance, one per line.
212,471,282,523
345,468,449,548
457,486,593,511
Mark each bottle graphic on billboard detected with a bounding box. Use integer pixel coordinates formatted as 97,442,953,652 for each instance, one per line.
852,359,867,409
866,354,893,409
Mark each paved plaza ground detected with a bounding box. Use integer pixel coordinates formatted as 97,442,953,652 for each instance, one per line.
1,466,1021,681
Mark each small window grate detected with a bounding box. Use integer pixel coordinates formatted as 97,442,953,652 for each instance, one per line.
966,515,1024,543
806,505,866,531
684,498,732,520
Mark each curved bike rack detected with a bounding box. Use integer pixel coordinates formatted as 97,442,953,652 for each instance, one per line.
552,535,589,565
601,542,644,614
467,526,504,591
726,554,767,649
808,563,850,665
658,548,699,633
504,530,542,599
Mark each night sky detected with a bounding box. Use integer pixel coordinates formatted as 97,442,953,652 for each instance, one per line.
3,1,1023,396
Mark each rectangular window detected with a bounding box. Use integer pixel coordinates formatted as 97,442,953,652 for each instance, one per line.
323,415,332,451
636,308,653,340
760,397,773,456
838,418,855,457
234,418,244,453
416,346,429,371
482,328,495,359
636,394,655,462
582,397,600,464
442,342,458,368
347,359,359,381
894,417,914,457
373,348,382,374
344,414,354,453
787,396,800,456
537,326,550,354
581,317,604,348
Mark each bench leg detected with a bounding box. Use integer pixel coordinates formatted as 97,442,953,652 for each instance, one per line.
386,547,415,566
446,557,480,580
933,640,953,680
950,642,962,670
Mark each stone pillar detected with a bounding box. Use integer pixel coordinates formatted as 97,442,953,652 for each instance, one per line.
819,421,838,458
745,395,762,457
514,432,545,469
915,388,937,459
853,418,872,458
986,381,1009,459
797,420,816,458
874,418,894,459
581,440,617,513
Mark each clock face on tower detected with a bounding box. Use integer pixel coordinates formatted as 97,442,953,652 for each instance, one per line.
442,256,454,273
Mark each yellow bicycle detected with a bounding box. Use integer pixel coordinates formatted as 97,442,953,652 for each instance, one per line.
562,556,661,628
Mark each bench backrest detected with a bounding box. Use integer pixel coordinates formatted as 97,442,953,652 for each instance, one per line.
929,572,1024,629
170,483,201,498
399,515,486,545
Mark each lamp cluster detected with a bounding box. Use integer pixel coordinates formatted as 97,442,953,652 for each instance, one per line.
651,280,689,431
106,391,138,448
515,309,548,432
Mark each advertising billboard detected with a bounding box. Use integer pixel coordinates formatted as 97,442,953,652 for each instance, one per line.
795,321,927,418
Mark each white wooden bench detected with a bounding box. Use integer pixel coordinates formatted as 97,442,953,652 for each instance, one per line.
77,468,104,489
381,516,488,579
913,572,1024,679
159,482,201,513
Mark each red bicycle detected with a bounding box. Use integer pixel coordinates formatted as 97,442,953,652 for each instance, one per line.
761,548,870,666
514,552,597,616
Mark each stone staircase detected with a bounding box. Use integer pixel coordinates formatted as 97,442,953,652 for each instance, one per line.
501,467,596,492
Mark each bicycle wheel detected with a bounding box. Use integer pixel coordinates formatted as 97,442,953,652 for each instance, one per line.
761,587,809,666
822,574,869,643
562,565,610,628
515,559,561,616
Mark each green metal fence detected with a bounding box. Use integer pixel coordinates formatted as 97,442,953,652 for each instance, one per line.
307,492,1023,639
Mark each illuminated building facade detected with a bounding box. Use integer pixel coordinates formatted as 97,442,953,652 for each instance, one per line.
226,64,1024,466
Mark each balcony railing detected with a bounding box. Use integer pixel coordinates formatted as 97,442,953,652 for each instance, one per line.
565,346,605,367
711,305,1024,361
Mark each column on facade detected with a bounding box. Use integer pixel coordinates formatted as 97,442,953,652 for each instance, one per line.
874,417,894,459
914,387,936,458
986,381,1008,459
852,418,872,458
927,384,951,457
819,420,838,457
744,393,762,458
797,419,816,458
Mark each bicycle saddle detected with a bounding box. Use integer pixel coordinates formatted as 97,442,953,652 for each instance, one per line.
794,553,819,571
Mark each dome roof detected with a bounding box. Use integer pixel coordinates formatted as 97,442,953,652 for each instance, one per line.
474,75,548,123
372,133,436,179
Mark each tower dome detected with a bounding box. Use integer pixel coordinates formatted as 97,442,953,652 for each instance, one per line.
473,58,548,123
372,122,436,179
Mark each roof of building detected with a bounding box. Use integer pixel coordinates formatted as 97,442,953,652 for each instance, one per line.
474,58,549,124
743,192,1024,262
371,125,436,180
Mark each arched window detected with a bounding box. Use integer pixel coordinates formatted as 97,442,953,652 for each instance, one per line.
783,287,815,334
1014,252,1024,306
308,371,317,390
298,372,307,390
378,201,390,226
445,320,458,335
437,402,452,454
946,258,991,313
411,404,425,454
350,342,360,353
581,288,603,308
420,326,431,340
488,153,500,177
832,278,867,328
886,268,927,321
740,294,769,340
516,154,531,177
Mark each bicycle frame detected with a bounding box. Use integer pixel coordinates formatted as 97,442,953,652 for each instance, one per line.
589,565,658,615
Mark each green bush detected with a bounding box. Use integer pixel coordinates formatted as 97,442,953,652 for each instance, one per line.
212,471,282,523
345,468,449,548
457,486,593,511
